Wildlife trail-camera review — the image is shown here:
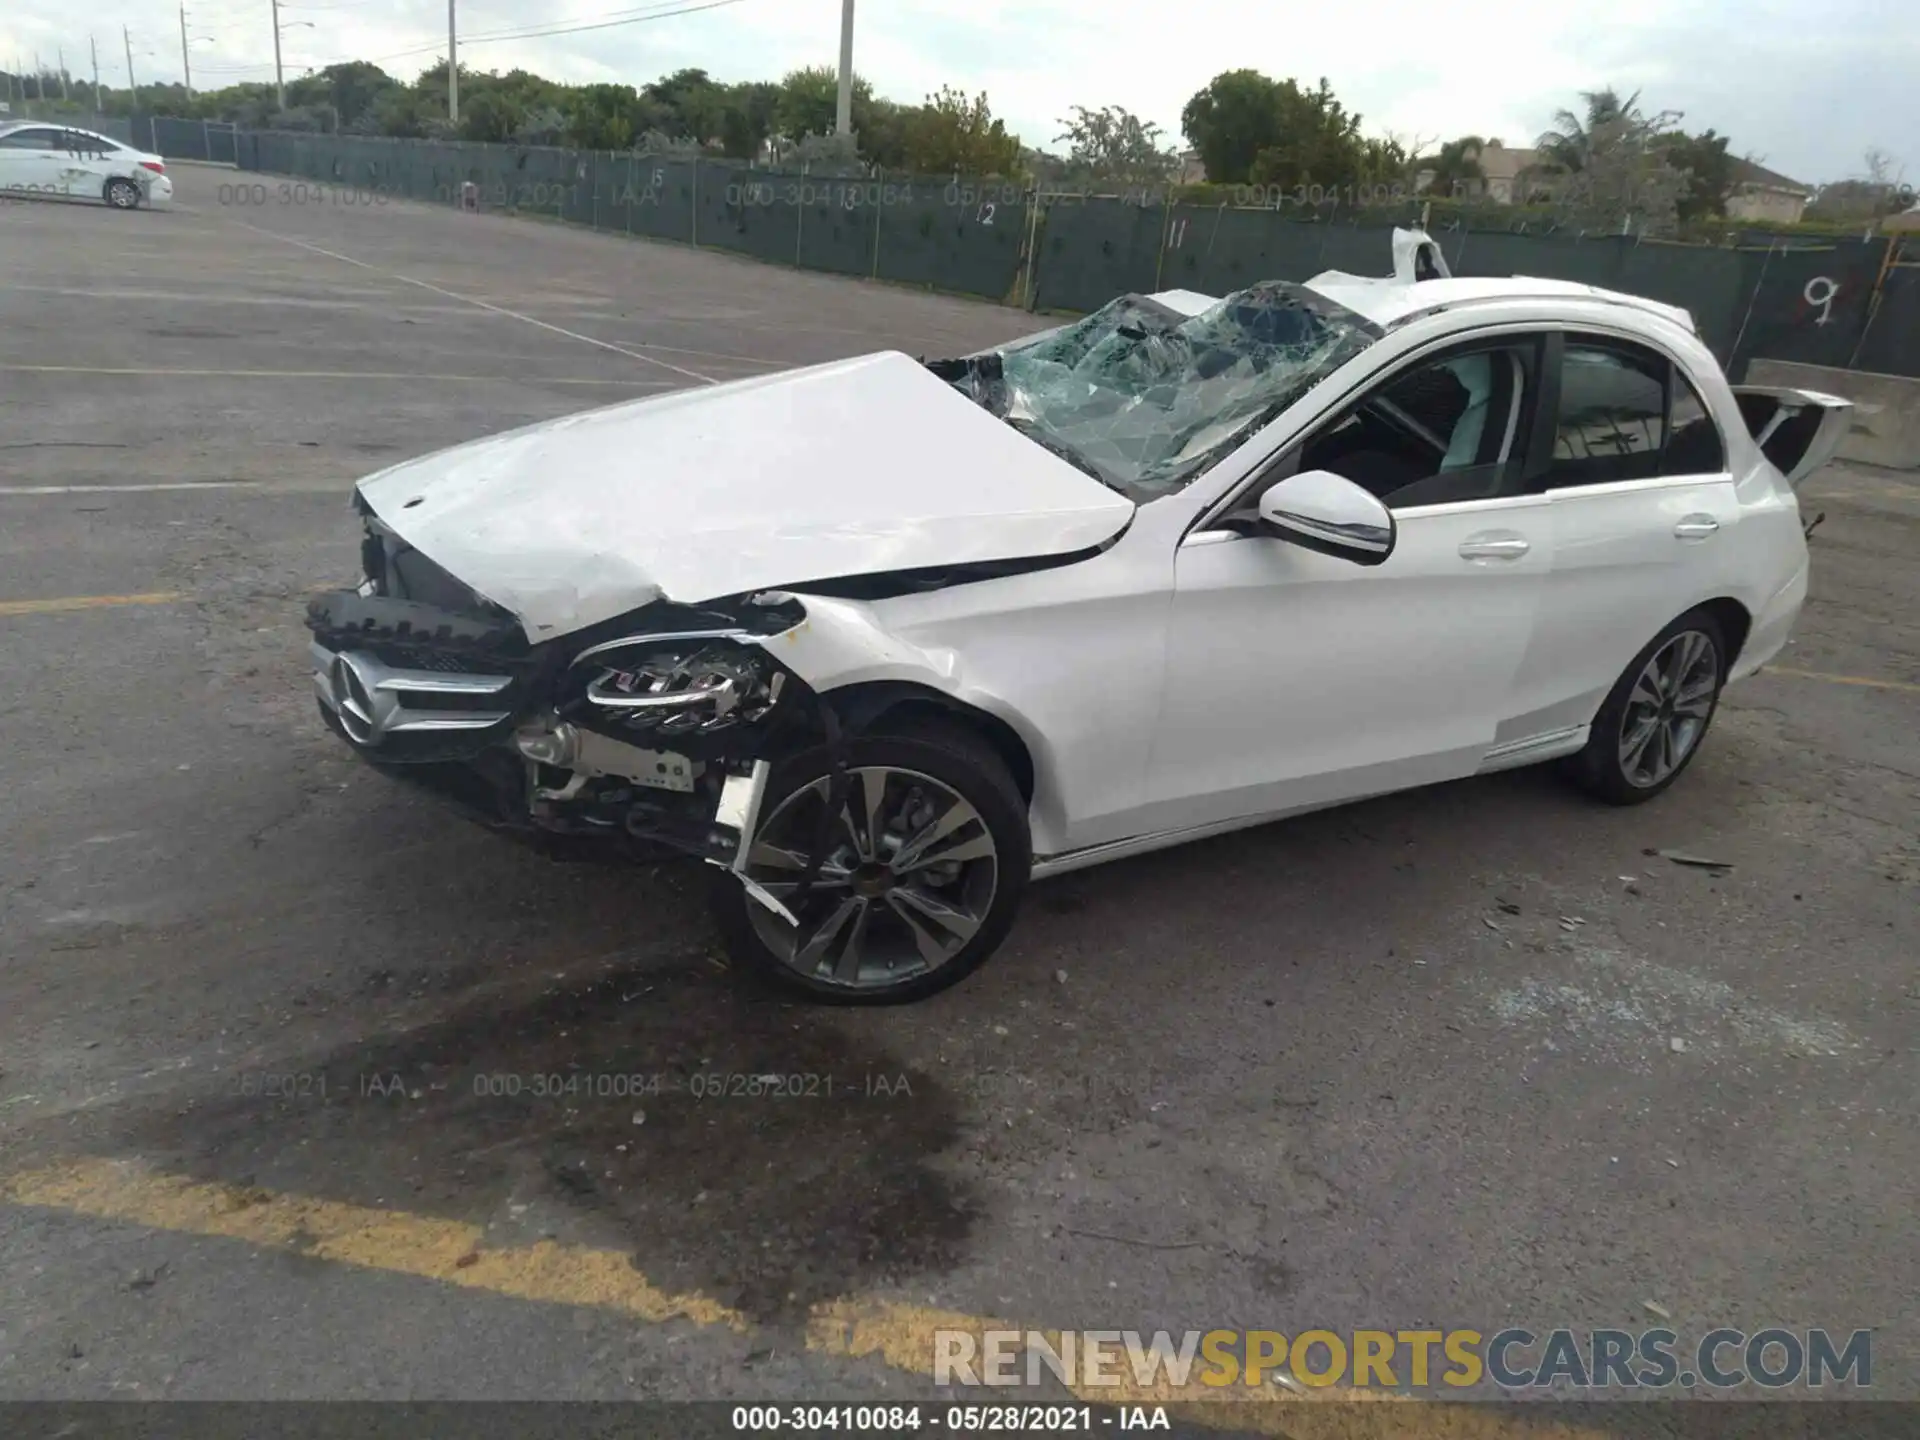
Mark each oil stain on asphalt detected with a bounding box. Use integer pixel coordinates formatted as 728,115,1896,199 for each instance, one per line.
112,956,977,1326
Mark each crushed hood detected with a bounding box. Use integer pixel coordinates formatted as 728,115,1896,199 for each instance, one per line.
357,351,1134,638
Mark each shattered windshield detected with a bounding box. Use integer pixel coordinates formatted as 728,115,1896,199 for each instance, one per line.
932,282,1382,501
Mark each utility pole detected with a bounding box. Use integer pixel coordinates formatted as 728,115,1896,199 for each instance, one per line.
123,27,138,109
447,0,459,124
57,46,71,100
91,34,102,109
32,52,42,101
834,0,855,135
177,9,193,98
271,0,285,111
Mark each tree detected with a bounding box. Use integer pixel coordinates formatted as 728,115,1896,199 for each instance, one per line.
1181,71,1388,191
858,97,914,170
719,80,780,159
1424,135,1485,198
562,83,655,150
1657,129,1736,221
774,64,874,142
1243,77,1365,190
1181,69,1288,184
902,86,1023,176
1055,104,1177,185
643,68,726,143
1534,88,1688,234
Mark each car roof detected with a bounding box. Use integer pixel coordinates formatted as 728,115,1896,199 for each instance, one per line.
1304,273,1697,334
1148,227,1698,337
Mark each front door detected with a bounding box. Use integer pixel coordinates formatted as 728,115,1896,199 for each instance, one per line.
1141,335,1554,836
0,126,67,199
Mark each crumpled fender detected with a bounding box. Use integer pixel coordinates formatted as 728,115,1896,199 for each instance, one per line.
752,593,1069,853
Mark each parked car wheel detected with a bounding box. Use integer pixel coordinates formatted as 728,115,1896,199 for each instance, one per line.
713,718,1032,1004
1562,607,1729,806
104,177,142,210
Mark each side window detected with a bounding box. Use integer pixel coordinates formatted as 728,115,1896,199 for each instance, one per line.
1295,341,1533,510
65,131,116,157
0,128,59,150
1545,341,1666,487
1662,372,1727,475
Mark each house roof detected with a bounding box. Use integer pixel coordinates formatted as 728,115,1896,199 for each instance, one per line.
1730,157,1811,195
1475,141,1540,180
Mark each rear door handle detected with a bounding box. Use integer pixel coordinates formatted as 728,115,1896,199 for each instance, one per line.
1674,514,1720,540
1459,532,1531,561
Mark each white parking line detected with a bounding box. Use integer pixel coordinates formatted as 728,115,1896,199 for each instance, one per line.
224,218,719,385
0,482,261,495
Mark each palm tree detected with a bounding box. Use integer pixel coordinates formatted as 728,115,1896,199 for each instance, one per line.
1536,88,1641,174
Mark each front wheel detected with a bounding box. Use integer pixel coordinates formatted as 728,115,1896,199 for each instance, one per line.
712,719,1032,1004
1562,607,1728,805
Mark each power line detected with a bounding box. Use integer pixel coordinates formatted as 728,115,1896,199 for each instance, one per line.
363,0,753,66
96,0,754,91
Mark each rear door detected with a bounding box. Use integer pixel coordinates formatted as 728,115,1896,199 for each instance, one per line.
1504,332,1742,743
56,129,125,200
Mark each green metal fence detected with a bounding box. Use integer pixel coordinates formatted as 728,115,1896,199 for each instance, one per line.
223,129,1917,379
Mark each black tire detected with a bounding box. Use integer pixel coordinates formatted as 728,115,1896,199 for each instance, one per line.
105,178,142,210
1561,606,1728,806
712,717,1032,1005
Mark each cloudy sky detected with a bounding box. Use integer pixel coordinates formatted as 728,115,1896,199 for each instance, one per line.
3,0,1912,185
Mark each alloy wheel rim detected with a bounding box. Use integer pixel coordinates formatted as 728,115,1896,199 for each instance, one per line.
744,765,998,989
1618,629,1719,788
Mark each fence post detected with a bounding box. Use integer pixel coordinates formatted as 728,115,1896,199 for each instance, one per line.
870,167,884,279
795,169,806,267
1021,189,1043,310
1153,186,1174,290
690,159,699,246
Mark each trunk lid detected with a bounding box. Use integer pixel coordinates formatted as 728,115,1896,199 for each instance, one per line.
1731,385,1854,488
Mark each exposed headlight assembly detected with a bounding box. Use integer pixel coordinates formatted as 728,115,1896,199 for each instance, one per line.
571,632,786,736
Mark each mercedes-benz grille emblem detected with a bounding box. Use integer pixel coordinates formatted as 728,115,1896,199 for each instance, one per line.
329,652,393,746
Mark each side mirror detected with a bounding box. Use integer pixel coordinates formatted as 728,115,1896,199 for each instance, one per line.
1256,469,1396,566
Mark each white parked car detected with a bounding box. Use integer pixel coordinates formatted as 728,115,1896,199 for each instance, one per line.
0,122,173,208
306,231,1849,1003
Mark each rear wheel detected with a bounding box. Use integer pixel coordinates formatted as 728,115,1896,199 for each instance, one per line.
104,177,142,210
1562,607,1728,805
712,719,1031,1004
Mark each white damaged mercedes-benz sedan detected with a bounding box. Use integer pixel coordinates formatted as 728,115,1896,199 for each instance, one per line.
308,230,1849,1003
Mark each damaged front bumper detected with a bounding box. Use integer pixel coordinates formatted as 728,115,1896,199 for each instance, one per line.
306,574,809,901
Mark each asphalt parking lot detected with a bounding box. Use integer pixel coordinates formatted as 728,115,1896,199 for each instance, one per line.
0,169,1915,1427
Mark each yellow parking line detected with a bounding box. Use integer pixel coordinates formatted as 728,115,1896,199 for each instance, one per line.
0,364,675,388
1764,666,1920,695
2,1158,1611,1437
1,1158,743,1330
0,591,185,617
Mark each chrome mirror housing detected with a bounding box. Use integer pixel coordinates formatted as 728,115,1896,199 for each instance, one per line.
1256,469,1396,566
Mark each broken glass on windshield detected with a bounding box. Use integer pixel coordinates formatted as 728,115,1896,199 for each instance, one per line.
932,282,1382,500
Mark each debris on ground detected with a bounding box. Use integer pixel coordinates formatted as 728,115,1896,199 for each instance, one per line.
1644,1300,1672,1320
1497,901,1523,916
1055,969,1069,984
127,1264,167,1291
1670,1037,1688,1053
1649,848,1736,872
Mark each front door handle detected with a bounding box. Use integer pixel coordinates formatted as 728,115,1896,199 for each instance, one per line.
1674,514,1720,540
1459,532,1531,561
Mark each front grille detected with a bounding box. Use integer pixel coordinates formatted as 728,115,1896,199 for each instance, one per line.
312,641,518,752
